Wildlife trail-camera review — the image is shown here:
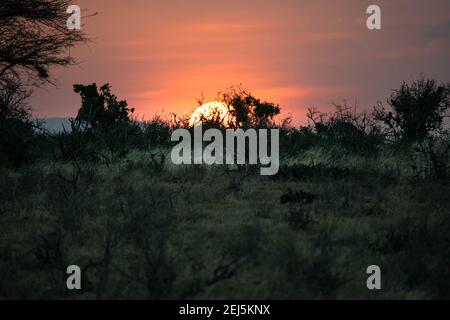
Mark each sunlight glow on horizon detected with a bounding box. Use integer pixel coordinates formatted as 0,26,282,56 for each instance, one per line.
188,101,233,127
29,0,450,127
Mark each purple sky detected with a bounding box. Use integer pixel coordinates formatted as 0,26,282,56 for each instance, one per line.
31,0,450,124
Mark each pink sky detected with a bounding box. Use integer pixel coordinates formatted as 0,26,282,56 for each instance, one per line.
31,0,450,124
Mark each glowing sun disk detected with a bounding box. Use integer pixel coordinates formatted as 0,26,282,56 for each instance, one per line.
189,101,233,126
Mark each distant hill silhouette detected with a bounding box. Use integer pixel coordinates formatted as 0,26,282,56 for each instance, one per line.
39,117,71,133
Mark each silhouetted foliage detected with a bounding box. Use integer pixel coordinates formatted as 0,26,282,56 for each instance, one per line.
55,117,108,165
0,82,31,121
305,101,384,153
71,83,142,160
0,0,87,87
374,77,450,141
142,115,173,147
0,0,90,167
0,83,36,167
410,137,450,180
74,83,135,130
0,118,36,167
220,86,280,128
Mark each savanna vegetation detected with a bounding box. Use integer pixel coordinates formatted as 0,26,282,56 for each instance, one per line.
1,0,449,300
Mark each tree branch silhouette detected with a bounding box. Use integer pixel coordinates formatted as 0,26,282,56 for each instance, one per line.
0,0,89,88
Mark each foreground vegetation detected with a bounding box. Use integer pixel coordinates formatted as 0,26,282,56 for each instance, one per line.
0,142,449,299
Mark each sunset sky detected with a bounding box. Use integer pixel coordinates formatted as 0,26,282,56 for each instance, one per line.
32,0,450,124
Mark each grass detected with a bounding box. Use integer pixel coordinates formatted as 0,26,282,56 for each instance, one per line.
0,145,449,299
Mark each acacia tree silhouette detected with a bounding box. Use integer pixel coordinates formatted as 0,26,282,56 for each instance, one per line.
0,0,88,88
0,0,89,166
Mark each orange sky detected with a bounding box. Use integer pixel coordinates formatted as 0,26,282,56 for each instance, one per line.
32,0,450,124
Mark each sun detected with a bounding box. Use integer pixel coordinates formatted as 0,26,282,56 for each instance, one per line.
189,101,234,127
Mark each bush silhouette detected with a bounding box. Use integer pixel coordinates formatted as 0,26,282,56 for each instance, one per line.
74,83,135,130
72,83,142,160
0,83,35,166
374,77,450,141
305,102,384,153
220,86,280,128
